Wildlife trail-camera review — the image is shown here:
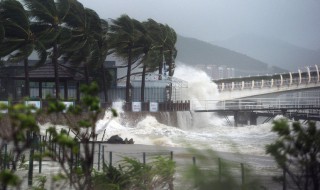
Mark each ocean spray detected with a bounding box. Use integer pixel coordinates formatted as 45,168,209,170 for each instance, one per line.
91,64,276,154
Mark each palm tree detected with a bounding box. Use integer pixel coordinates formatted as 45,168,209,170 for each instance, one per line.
62,1,110,103
0,0,48,97
142,20,168,79
62,0,103,84
24,0,71,99
136,19,163,102
109,14,144,102
140,49,162,102
96,19,110,103
163,25,177,77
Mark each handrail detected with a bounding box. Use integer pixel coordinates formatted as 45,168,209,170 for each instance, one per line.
217,65,320,91
192,97,320,111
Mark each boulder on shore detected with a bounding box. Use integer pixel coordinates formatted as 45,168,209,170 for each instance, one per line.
106,135,134,144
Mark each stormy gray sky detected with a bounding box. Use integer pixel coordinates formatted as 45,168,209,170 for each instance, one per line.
77,0,320,50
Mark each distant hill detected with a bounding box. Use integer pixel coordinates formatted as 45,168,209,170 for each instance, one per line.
176,35,286,76
213,33,320,72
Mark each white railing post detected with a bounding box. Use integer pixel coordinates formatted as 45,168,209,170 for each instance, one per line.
307,66,311,84
298,69,302,85
315,65,319,82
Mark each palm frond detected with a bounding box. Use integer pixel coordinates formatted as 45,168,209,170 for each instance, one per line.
34,26,58,44
34,41,48,66
56,0,71,21
8,43,34,63
0,25,4,43
60,37,87,52
57,27,72,44
3,20,29,39
1,0,29,30
24,0,55,24
64,0,84,28
0,41,23,57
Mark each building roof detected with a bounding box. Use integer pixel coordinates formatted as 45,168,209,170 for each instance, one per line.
12,63,85,81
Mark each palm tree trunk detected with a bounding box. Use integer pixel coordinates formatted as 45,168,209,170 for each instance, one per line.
158,47,163,80
126,48,132,102
53,42,60,99
101,64,108,103
84,65,89,84
168,50,173,77
141,64,146,102
24,58,30,97
168,50,173,101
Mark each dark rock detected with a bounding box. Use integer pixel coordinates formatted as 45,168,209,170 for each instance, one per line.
106,135,134,144
106,135,124,144
124,138,135,144
128,138,134,144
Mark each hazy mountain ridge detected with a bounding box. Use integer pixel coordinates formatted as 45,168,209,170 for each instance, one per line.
176,35,286,76
213,33,320,71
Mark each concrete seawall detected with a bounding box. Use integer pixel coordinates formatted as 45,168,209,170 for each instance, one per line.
120,111,185,128
35,109,192,129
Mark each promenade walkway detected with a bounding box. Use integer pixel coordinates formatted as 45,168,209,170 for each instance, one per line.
214,65,320,100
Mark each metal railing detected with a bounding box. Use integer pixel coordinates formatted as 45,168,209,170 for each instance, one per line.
192,97,320,111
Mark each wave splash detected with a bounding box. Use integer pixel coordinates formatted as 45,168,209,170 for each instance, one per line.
93,64,276,155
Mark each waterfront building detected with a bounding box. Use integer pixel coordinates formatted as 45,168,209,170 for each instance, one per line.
0,60,116,102
0,60,188,106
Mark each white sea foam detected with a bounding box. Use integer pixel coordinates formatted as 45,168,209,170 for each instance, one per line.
174,64,224,128
91,64,278,155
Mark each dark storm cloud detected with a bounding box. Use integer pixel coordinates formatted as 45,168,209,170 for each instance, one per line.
78,0,320,49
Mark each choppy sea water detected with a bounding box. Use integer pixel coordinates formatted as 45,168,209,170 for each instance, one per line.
95,113,277,156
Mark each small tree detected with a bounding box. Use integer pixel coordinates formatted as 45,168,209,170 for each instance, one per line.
0,101,40,190
266,119,320,190
43,82,110,190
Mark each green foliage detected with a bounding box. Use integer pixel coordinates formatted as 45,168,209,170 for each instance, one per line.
46,96,66,113
32,175,47,190
181,148,261,190
93,156,175,190
0,170,20,187
0,101,41,190
93,163,129,190
266,119,320,190
111,108,118,117
52,173,67,183
120,157,153,190
18,154,28,170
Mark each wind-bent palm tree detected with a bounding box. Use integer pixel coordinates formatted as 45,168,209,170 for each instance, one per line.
163,25,177,77
62,0,103,84
109,14,144,102
0,0,48,97
24,0,71,99
136,19,163,102
96,19,110,103
62,1,110,102
142,20,168,79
